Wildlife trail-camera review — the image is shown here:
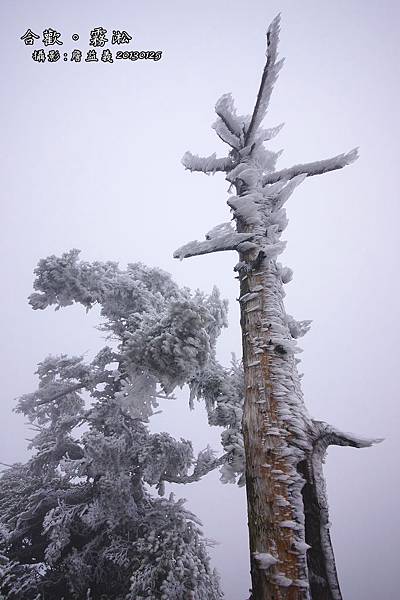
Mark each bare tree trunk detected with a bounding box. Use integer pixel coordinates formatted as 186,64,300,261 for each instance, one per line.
174,14,381,600
238,251,378,599
237,248,351,598
239,256,311,599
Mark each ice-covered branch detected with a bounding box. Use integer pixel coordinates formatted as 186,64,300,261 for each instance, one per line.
254,123,284,144
174,223,256,260
182,151,234,174
272,174,307,209
262,148,359,185
36,382,85,406
312,420,383,451
286,315,312,339
307,420,382,599
212,118,241,149
215,93,245,139
245,14,283,146
163,453,228,485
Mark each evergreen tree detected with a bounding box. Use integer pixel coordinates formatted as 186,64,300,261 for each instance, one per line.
0,250,238,600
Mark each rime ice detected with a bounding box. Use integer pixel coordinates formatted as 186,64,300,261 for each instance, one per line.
0,256,228,599
174,12,378,600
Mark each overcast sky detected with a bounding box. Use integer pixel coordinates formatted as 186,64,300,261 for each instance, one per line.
1,1,399,598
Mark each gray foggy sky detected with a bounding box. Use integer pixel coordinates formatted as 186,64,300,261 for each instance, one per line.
1,1,399,598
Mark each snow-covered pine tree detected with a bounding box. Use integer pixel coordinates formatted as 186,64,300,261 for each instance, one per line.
0,250,240,600
174,15,381,600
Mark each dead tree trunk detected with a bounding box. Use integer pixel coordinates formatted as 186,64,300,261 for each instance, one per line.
174,15,381,600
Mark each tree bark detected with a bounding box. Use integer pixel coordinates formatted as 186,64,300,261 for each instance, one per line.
239,254,311,599
238,249,377,599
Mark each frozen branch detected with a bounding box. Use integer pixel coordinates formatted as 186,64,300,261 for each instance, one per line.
215,93,244,138
36,382,85,406
308,420,382,599
212,118,241,149
245,14,283,146
182,151,233,174
163,453,228,485
254,123,284,144
174,223,256,260
272,174,307,208
262,148,359,185
312,420,383,451
286,315,312,339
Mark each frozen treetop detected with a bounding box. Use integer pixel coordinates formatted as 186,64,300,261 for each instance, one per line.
29,249,228,393
174,14,358,262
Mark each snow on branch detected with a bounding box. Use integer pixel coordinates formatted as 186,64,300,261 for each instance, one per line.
215,93,244,138
36,382,86,406
309,419,377,600
254,122,284,144
272,174,307,209
262,148,359,185
163,453,228,484
182,151,233,174
245,14,284,146
312,420,383,451
286,315,312,339
212,118,241,149
174,223,256,260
